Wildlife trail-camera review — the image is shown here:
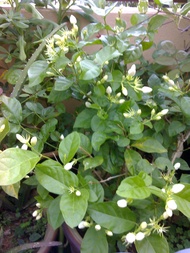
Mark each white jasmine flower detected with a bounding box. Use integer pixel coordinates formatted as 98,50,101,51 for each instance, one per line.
75,190,81,196
16,134,30,144
117,199,127,208
167,199,177,210
78,221,90,229
122,87,128,96
165,208,173,217
135,232,145,241
171,183,185,193
36,213,42,220
106,230,113,236
141,86,152,94
125,232,136,243
128,64,136,77
85,101,91,108
32,210,39,217
60,134,64,140
64,161,74,170
163,211,169,219
21,144,28,150
174,162,181,170
119,99,125,104
95,224,101,231
140,221,147,230
0,124,5,132
160,109,169,115
36,203,41,208
70,15,77,25
30,136,37,146
106,86,112,95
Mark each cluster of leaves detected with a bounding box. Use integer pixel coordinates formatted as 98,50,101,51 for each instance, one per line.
1,0,190,253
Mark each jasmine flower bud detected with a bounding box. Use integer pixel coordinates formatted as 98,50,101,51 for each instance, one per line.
21,144,28,150
78,221,90,229
32,210,39,217
171,183,185,193
60,134,64,140
119,99,125,104
141,86,152,94
163,211,169,219
30,136,37,146
128,64,136,77
85,101,91,108
137,109,141,115
106,86,112,95
122,86,128,96
140,221,147,230
174,162,180,170
165,208,173,217
125,232,136,243
36,203,41,208
103,75,108,81
95,224,101,231
117,199,127,208
168,79,175,86
106,230,113,236
64,161,74,170
135,232,145,241
36,213,42,220
116,92,121,97
167,199,177,210
75,190,81,196
70,15,77,25
160,109,169,115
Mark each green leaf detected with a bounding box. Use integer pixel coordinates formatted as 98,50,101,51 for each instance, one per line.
0,148,40,186
81,226,108,253
88,202,136,233
130,122,144,135
168,120,186,136
47,196,64,230
180,2,190,15
173,184,190,218
60,188,89,228
79,60,101,80
135,234,169,253
95,46,121,65
124,149,142,175
148,185,166,201
28,60,48,87
0,95,22,124
85,175,104,203
148,15,168,31
35,160,78,194
154,157,174,171
91,132,108,151
117,175,151,199
179,97,190,118
74,109,96,129
58,132,80,164
2,182,20,198
0,117,10,142
132,137,167,153
83,156,103,170
54,76,73,91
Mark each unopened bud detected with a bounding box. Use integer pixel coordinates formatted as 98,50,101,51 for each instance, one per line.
31,136,37,146
106,86,112,95
95,224,101,231
128,64,136,77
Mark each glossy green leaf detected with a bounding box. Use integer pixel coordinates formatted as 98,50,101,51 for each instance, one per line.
91,132,108,151
148,15,168,31
117,175,151,199
28,60,48,86
179,97,190,118
88,202,136,233
168,120,186,136
95,46,121,65
132,137,167,153
60,188,89,228
35,160,78,194
47,196,64,230
81,226,108,253
154,157,174,171
0,117,9,142
83,156,103,170
124,149,142,175
0,95,22,124
85,175,104,203
79,60,101,80
2,182,20,198
0,148,40,186
58,132,80,164
135,234,169,253
74,109,96,129
54,76,73,91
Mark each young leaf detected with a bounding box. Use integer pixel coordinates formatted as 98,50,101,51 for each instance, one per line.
58,132,80,164
95,46,121,65
135,234,169,253
28,60,48,87
117,175,151,199
88,202,136,234
60,188,89,228
132,137,167,153
81,226,108,253
0,148,40,186
79,59,101,80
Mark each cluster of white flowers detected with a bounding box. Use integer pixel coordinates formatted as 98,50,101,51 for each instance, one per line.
125,231,145,244
16,134,37,150
151,108,169,121
32,203,42,220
